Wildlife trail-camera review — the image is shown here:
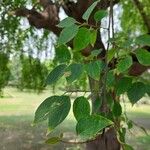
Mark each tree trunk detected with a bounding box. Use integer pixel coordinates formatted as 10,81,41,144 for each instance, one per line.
86,128,120,150
87,77,121,150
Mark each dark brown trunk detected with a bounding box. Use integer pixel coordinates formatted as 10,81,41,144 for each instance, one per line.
86,128,120,150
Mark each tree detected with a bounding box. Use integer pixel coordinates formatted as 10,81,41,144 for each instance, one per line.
0,52,10,96
1,0,150,150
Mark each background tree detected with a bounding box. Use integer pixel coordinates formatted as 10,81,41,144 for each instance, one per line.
0,0,150,150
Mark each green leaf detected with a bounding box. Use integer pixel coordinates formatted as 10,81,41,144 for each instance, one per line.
112,101,122,117
90,29,97,46
66,63,83,83
58,24,79,44
57,17,77,28
135,34,150,46
118,128,126,143
73,27,91,50
106,70,115,87
92,98,102,113
73,96,90,121
46,64,67,85
82,0,99,21
145,84,150,96
123,144,134,150
127,82,146,105
34,96,58,123
45,137,60,144
116,77,133,96
85,60,104,80
107,94,114,109
91,49,102,57
76,115,113,139
127,120,133,129
117,56,133,72
107,49,116,63
135,49,150,66
34,96,71,130
94,10,108,22
55,45,71,63
48,96,71,130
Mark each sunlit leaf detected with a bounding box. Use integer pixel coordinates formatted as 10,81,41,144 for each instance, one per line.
73,27,91,50
107,49,116,63
94,10,108,22
82,0,100,21
57,17,77,28
45,137,60,144
90,29,97,46
135,49,150,66
117,56,133,72
118,128,126,143
76,115,113,139
91,49,102,57
58,24,79,44
123,144,134,150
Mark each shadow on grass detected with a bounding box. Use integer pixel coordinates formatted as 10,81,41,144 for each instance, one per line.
0,115,84,150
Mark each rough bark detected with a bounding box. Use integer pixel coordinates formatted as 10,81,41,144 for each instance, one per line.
86,128,120,150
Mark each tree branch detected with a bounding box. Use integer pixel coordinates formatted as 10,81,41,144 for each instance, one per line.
62,0,120,23
97,0,120,9
15,1,61,35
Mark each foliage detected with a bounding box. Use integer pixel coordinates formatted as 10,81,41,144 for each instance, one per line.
0,52,10,95
20,56,48,91
1,0,150,150
33,1,150,150
0,0,54,92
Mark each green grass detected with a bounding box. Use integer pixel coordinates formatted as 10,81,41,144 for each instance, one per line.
0,87,80,150
0,87,149,150
126,103,150,118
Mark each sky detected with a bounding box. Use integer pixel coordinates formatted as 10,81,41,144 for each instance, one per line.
14,3,122,61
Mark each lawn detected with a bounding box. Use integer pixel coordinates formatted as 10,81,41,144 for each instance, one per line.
0,87,149,150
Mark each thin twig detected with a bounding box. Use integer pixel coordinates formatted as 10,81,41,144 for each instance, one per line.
60,139,93,144
77,22,108,30
101,0,114,111
65,90,91,93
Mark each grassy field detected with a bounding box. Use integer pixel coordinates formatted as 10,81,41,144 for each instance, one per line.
0,87,149,150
